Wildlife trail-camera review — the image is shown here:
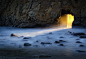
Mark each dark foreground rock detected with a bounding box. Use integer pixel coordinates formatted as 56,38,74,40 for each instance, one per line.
80,35,86,38
49,32,52,34
79,45,84,47
30,54,51,58
76,41,82,43
24,43,31,46
55,41,60,43
41,42,52,44
59,44,64,46
59,40,66,42
76,50,86,52
73,33,85,36
23,37,31,39
39,54,51,58
11,33,18,37
60,36,64,38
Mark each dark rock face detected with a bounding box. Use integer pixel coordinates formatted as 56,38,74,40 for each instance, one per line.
0,0,86,27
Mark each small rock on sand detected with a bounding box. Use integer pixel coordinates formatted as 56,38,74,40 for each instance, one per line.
23,37,31,39
76,41,82,43
41,42,52,44
11,33,18,37
79,45,84,47
55,41,60,43
24,43,31,46
59,44,64,46
76,50,86,52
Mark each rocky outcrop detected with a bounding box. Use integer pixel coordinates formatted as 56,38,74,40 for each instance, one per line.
0,0,86,27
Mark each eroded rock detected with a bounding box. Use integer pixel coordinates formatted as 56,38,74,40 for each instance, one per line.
76,41,82,43
23,37,31,39
24,43,31,46
41,42,52,44
11,33,18,37
55,41,60,43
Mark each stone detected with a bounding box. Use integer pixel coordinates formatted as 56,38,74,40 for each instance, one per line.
39,54,51,58
68,31,72,33
76,41,82,43
59,40,66,42
76,39,80,40
80,35,86,38
55,41,60,43
30,54,51,58
23,37,31,39
60,36,64,38
59,40,63,41
76,50,86,52
59,44,64,46
79,45,84,47
33,45,40,47
11,33,18,37
24,43,31,46
73,33,85,36
36,41,39,42
49,32,52,34
41,42,52,44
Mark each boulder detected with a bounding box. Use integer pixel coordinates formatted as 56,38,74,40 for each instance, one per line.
76,50,86,52
79,45,84,47
39,54,51,58
23,37,31,39
24,43,31,46
73,33,85,36
55,41,60,43
41,42,52,44
76,41,82,43
60,36,64,38
49,32,52,34
80,35,86,38
59,40,66,42
59,44,64,46
11,33,18,37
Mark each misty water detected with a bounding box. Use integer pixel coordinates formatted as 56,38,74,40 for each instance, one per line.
0,26,86,57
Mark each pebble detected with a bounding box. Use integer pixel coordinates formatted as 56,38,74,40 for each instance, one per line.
55,41,60,43
59,44,64,46
11,33,18,37
79,45,84,47
23,37,31,39
24,43,31,46
76,41,82,43
41,42,52,44
60,36,64,38
76,50,86,52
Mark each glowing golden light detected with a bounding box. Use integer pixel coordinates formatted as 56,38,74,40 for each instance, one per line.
58,14,74,28
67,14,74,28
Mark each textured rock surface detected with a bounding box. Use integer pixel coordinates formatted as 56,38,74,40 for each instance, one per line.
0,0,86,27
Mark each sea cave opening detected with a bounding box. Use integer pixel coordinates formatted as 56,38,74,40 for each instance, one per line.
58,9,74,28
